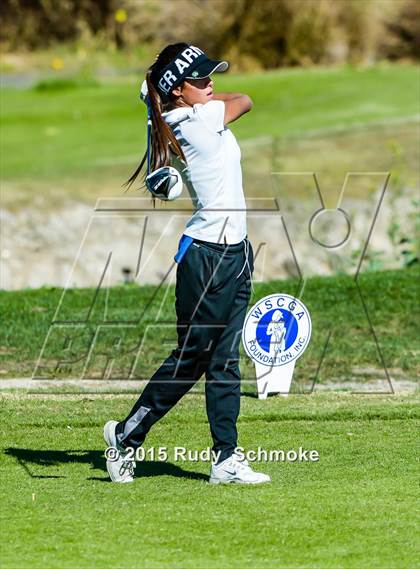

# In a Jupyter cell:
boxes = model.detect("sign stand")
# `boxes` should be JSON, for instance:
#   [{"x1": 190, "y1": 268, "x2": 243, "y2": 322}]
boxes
[{"x1": 254, "y1": 361, "x2": 295, "y2": 399}]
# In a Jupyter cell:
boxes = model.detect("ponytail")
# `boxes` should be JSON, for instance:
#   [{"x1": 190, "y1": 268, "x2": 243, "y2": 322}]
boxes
[{"x1": 124, "y1": 45, "x2": 188, "y2": 193}]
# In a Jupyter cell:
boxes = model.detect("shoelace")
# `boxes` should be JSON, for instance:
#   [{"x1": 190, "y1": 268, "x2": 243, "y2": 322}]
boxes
[
  {"x1": 235, "y1": 238, "x2": 255, "y2": 295},
  {"x1": 227, "y1": 454, "x2": 251, "y2": 472},
  {"x1": 119, "y1": 459, "x2": 135, "y2": 478}
]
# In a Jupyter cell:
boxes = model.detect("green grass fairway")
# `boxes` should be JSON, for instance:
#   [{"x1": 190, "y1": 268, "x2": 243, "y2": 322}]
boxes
[
  {"x1": 1, "y1": 64, "x2": 418, "y2": 207},
  {"x1": 0, "y1": 393, "x2": 418, "y2": 568}
]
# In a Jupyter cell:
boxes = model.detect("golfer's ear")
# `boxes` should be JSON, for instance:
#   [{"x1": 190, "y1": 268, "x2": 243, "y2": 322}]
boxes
[
  {"x1": 171, "y1": 85, "x2": 183, "y2": 98},
  {"x1": 224, "y1": 95, "x2": 253, "y2": 125}
]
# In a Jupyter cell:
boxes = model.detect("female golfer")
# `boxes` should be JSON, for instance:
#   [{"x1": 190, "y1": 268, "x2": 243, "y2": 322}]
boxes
[{"x1": 104, "y1": 42, "x2": 270, "y2": 485}]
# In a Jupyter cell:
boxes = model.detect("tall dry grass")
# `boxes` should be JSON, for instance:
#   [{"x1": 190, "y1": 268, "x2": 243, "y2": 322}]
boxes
[{"x1": 0, "y1": 0, "x2": 418, "y2": 66}]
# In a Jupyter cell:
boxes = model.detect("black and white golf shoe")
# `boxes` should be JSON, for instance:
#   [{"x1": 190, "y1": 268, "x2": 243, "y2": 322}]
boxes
[
  {"x1": 209, "y1": 452, "x2": 271, "y2": 485},
  {"x1": 103, "y1": 420, "x2": 135, "y2": 484}
]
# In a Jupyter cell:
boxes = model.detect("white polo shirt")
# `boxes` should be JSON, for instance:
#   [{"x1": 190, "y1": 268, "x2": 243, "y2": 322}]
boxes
[{"x1": 161, "y1": 100, "x2": 247, "y2": 244}]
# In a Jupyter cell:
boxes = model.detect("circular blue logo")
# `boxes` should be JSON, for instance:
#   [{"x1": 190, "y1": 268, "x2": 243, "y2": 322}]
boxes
[{"x1": 242, "y1": 294, "x2": 312, "y2": 367}]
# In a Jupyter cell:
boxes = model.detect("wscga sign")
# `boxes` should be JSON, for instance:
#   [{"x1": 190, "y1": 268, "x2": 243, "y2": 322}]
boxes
[{"x1": 242, "y1": 294, "x2": 312, "y2": 399}]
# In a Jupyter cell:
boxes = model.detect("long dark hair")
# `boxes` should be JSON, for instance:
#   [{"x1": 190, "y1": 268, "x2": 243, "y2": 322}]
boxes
[{"x1": 124, "y1": 43, "x2": 188, "y2": 191}]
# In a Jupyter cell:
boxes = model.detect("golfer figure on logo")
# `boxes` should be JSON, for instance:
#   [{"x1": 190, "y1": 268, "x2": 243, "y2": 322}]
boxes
[
  {"x1": 103, "y1": 43, "x2": 270, "y2": 485},
  {"x1": 267, "y1": 310, "x2": 286, "y2": 356}
]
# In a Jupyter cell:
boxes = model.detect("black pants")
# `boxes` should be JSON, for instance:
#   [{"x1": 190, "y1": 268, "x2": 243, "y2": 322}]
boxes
[{"x1": 115, "y1": 237, "x2": 254, "y2": 463}]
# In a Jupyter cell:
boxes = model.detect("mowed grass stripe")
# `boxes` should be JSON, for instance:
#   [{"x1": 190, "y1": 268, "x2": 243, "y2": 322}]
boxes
[
  {"x1": 1, "y1": 64, "x2": 418, "y2": 180},
  {"x1": 0, "y1": 268, "x2": 418, "y2": 380}
]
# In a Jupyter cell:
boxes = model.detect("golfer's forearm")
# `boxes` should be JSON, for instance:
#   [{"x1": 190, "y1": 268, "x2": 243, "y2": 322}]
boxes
[{"x1": 212, "y1": 92, "x2": 246, "y2": 101}]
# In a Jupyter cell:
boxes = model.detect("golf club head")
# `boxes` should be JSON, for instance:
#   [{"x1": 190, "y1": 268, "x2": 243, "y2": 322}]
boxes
[{"x1": 145, "y1": 166, "x2": 183, "y2": 201}]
